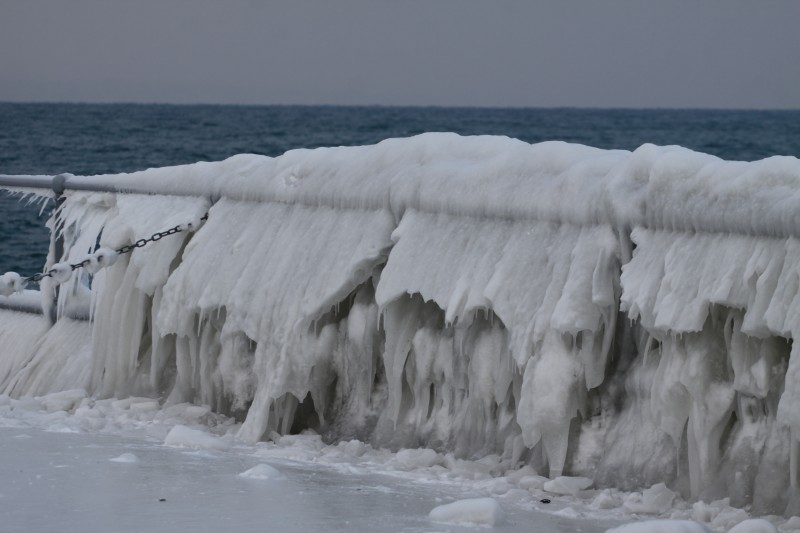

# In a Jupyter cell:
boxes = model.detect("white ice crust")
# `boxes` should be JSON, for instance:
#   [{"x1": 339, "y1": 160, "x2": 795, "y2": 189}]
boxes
[
  {"x1": 429, "y1": 497, "x2": 504, "y2": 527},
  {"x1": 606, "y1": 520, "x2": 713, "y2": 533},
  {"x1": 238, "y1": 463, "x2": 286, "y2": 481},
  {"x1": 2, "y1": 133, "x2": 800, "y2": 521},
  {"x1": 164, "y1": 424, "x2": 230, "y2": 450}
]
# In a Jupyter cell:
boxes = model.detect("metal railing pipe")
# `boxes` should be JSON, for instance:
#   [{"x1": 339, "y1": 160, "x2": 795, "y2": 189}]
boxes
[
  {"x1": 0, "y1": 173, "x2": 207, "y2": 197},
  {"x1": 0, "y1": 297, "x2": 91, "y2": 321}
]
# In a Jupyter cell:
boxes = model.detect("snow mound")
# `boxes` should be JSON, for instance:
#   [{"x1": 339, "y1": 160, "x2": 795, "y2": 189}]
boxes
[
  {"x1": 623, "y1": 483, "x2": 676, "y2": 515},
  {"x1": 41, "y1": 389, "x2": 87, "y2": 413},
  {"x1": 428, "y1": 497, "x2": 504, "y2": 527},
  {"x1": 553, "y1": 507, "x2": 584, "y2": 519},
  {"x1": 109, "y1": 453, "x2": 139, "y2": 463},
  {"x1": 543, "y1": 476, "x2": 593, "y2": 495},
  {"x1": 605, "y1": 520, "x2": 712, "y2": 533},
  {"x1": 238, "y1": 463, "x2": 286, "y2": 481},
  {"x1": 392, "y1": 448, "x2": 442, "y2": 470},
  {"x1": 163, "y1": 425, "x2": 229, "y2": 450},
  {"x1": 592, "y1": 489, "x2": 621, "y2": 510},
  {"x1": 517, "y1": 475, "x2": 548, "y2": 491}
]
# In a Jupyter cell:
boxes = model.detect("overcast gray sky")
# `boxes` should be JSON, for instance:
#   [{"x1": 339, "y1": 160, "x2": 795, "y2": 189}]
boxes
[{"x1": 1, "y1": 0, "x2": 798, "y2": 108}]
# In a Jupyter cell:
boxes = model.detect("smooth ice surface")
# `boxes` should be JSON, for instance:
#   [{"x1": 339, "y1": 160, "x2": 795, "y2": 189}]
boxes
[{"x1": 0, "y1": 425, "x2": 617, "y2": 533}]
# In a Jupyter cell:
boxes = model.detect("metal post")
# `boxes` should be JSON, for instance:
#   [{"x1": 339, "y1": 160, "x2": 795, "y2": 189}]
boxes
[{"x1": 48, "y1": 174, "x2": 68, "y2": 324}]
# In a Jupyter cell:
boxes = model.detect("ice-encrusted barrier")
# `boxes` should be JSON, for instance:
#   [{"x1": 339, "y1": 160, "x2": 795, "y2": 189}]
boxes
[{"x1": 2, "y1": 133, "x2": 800, "y2": 516}]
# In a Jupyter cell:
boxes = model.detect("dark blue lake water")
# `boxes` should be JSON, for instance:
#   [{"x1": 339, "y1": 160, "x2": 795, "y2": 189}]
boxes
[{"x1": 1, "y1": 103, "x2": 799, "y2": 276}]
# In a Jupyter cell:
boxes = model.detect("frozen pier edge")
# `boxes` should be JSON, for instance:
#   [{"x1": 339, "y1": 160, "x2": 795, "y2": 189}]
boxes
[{"x1": 3, "y1": 133, "x2": 800, "y2": 516}]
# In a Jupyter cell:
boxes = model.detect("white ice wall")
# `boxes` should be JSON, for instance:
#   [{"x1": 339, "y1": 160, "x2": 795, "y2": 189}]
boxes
[{"x1": 3, "y1": 133, "x2": 800, "y2": 515}]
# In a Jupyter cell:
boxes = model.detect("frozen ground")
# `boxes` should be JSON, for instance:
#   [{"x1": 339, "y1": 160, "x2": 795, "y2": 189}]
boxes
[
  {"x1": 0, "y1": 394, "x2": 622, "y2": 533},
  {"x1": 0, "y1": 392, "x2": 794, "y2": 532}
]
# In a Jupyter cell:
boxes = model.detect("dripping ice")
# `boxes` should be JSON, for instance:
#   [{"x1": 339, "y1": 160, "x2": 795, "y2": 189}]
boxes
[{"x1": 2, "y1": 133, "x2": 800, "y2": 518}]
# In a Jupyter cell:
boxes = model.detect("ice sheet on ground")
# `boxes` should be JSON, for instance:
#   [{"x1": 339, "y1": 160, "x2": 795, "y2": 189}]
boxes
[
  {"x1": 727, "y1": 520, "x2": 780, "y2": 533},
  {"x1": 0, "y1": 424, "x2": 617, "y2": 533},
  {"x1": 543, "y1": 476, "x2": 594, "y2": 495},
  {"x1": 2, "y1": 391, "x2": 798, "y2": 531},
  {"x1": 622, "y1": 483, "x2": 677, "y2": 515},
  {"x1": 164, "y1": 425, "x2": 230, "y2": 450},
  {"x1": 109, "y1": 452, "x2": 139, "y2": 463},
  {"x1": 429, "y1": 497, "x2": 504, "y2": 527},
  {"x1": 238, "y1": 463, "x2": 286, "y2": 480},
  {"x1": 606, "y1": 520, "x2": 713, "y2": 533}
]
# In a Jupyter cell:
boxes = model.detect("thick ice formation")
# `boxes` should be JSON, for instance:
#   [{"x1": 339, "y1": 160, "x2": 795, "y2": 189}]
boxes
[
  {"x1": 109, "y1": 453, "x2": 140, "y2": 463},
  {"x1": 605, "y1": 518, "x2": 779, "y2": 533},
  {"x1": 238, "y1": 463, "x2": 286, "y2": 481},
  {"x1": 0, "y1": 309, "x2": 91, "y2": 397},
  {"x1": 428, "y1": 497, "x2": 504, "y2": 527},
  {"x1": 164, "y1": 424, "x2": 230, "y2": 450},
  {"x1": 606, "y1": 520, "x2": 713, "y2": 533},
  {"x1": 2, "y1": 133, "x2": 800, "y2": 517}
]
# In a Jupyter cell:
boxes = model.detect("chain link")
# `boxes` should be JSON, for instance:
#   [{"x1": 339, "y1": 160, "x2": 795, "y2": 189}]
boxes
[
  {"x1": 26, "y1": 272, "x2": 48, "y2": 283},
  {"x1": 22, "y1": 212, "x2": 209, "y2": 284}
]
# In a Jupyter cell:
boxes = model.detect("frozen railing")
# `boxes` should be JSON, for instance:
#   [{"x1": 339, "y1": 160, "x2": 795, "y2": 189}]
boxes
[
  {"x1": 3, "y1": 136, "x2": 800, "y2": 514},
  {"x1": 0, "y1": 174, "x2": 74, "y2": 320},
  {"x1": 0, "y1": 173, "x2": 209, "y2": 196},
  {"x1": 0, "y1": 172, "x2": 206, "y2": 320}
]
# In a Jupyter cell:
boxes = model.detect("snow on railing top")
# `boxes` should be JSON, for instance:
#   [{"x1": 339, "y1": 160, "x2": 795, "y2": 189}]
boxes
[{"x1": 3, "y1": 133, "x2": 800, "y2": 237}]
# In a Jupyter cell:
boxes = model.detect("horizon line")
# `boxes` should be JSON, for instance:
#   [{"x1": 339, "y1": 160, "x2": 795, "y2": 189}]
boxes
[{"x1": 1, "y1": 100, "x2": 799, "y2": 113}]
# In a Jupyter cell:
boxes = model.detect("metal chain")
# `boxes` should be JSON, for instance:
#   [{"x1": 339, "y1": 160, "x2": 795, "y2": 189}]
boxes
[
  {"x1": 23, "y1": 213, "x2": 208, "y2": 284},
  {"x1": 25, "y1": 272, "x2": 49, "y2": 284}
]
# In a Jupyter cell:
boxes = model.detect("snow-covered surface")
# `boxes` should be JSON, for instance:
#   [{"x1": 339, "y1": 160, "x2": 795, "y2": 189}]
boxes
[
  {"x1": 0, "y1": 396, "x2": 624, "y2": 532},
  {"x1": 237, "y1": 463, "x2": 286, "y2": 480},
  {"x1": 728, "y1": 520, "x2": 781, "y2": 533},
  {"x1": 544, "y1": 476, "x2": 594, "y2": 495},
  {"x1": 429, "y1": 497, "x2": 504, "y2": 527},
  {"x1": 3, "y1": 391, "x2": 797, "y2": 532},
  {"x1": 164, "y1": 424, "x2": 230, "y2": 450},
  {"x1": 109, "y1": 452, "x2": 140, "y2": 463},
  {"x1": 0, "y1": 288, "x2": 43, "y2": 312},
  {"x1": 0, "y1": 310, "x2": 92, "y2": 397},
  {"x1": 607, "y1": 520, "x2": 713, "y2": 533},
  {"x1": 2, "y1": 134, "x2": 800, "y2": 526},
  {"x1": 607, "y1": 518, "x2": 780, "y2": 533}
]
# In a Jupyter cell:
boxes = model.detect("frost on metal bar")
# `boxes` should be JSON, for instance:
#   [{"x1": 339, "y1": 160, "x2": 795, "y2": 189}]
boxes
[{"x1": 1, "y1": 133, "x2": 800, "y2": 516}]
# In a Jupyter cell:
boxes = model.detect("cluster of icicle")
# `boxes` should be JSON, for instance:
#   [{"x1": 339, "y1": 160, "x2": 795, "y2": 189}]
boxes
[{"x1": 2, "y1": 133, "x2": 800, "y2": 516}]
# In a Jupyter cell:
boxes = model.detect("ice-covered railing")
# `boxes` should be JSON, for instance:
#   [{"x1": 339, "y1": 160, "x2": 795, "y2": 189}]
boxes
[{"x1": 2, "y1": 133, "x2": 800, "y2": 516}]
